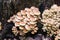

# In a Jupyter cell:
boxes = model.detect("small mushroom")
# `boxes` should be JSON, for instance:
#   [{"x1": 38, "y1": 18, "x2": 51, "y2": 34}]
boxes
[{"x1": 25, "y1": 25, "x2": 31, "y2": 30}]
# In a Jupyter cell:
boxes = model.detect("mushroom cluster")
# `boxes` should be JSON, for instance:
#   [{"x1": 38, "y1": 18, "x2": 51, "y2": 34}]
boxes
[
  {"x1": 41, "y1": 4, "x2": 60, "y2": 36},
  {"x1": 8, "y1": 6, "x2": 41, "y2": 36}
]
